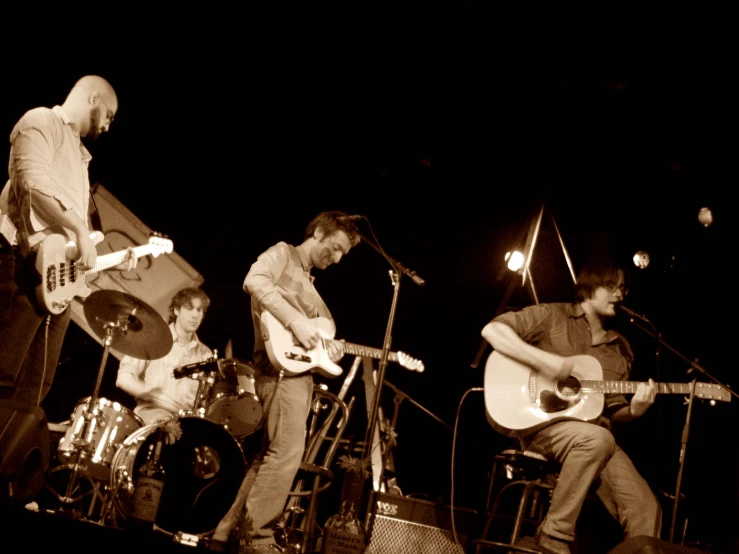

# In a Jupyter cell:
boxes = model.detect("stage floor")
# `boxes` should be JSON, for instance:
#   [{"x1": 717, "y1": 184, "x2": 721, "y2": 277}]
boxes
[{"x1": 1, "y1": 504, "x2": 205, "y2": 553}]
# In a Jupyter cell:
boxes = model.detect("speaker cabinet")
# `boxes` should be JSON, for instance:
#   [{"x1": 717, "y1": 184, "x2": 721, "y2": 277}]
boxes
[
  {"x1": 368, "y1": 492, "x2": 478, "y2": 554},
  {"x1": 0, "y1": 399, "x2": 50, "y2": 506}
]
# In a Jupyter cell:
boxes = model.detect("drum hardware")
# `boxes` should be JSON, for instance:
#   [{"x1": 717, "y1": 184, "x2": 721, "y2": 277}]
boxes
[
  {"x1": 173, "y1": 532, "x2": 200, "y2": 547},
  {"x1": 98, "y1": 466, "x2": 130, "y2": 524},
  {"x1": 193, "y1": 368, "x2": 218, "y2": 414},
  {"x1": 55, "y1": 290, "x2": 171, "y2": 518}
]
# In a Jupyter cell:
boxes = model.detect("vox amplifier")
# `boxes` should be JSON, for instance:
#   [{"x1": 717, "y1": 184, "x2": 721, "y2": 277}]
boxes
[{"x1": 367, "y1": 492, "x2": 479, "y2": 554}]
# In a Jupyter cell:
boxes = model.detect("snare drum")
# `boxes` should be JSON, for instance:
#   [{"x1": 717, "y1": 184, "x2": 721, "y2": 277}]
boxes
[
  {"x1": 110, "y1": 416, "x2": 247, "y2": 535},
  {"x1": 57, "y1": 397, "x2": 143, "y2": 480},
  {"x1": 205, "y1": 359, "x2": 263, "y2": 438}
]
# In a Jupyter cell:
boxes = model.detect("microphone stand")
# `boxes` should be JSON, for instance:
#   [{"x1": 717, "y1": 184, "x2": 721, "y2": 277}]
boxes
[
  {"x1": 354, "y1": 225, "x2": 425, "y2": 550},
  {"x1": 623, "y1": 314, "x2": 737, "y2": 544},
  {"x1": 383, "y1": 380, "x2": 454, "y2": 434}
]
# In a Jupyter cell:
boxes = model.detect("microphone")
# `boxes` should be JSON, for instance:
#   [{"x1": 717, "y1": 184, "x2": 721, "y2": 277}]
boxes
[
  {"x1": 173, "y1": 359, "x2": 217, "y2": 379},
  {"x1": 337, "y1": 214, "x2": 363, "y2": 221},
  {"x1": 617, "y1": 304, "x2": 650, "y2": 323}
]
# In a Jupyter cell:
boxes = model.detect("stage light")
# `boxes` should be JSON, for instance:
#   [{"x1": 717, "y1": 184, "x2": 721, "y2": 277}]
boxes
[
  {"x1": 633, "y1": 251, "x2": 650, "y2": 269},
  {"x1": 698, "y1": 207, "x2": 713, "y2": 227},
  {"x1": 505, "y1": 251, "x2": 525, "y2": 272},
  {"x1": 632, "y1": 250, "x2": 676, "y2": 272}
]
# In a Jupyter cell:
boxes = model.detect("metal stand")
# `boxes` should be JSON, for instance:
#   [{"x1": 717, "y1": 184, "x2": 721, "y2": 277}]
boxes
[
  {"x1": 56, "y1": 310, "x2": 137, "y2": 519},
  {"x1": 379, "y1": 379, "x2": 454, "y2": 492},
  {"x1": 383, "y1": 380, "x2": 454, "y2": 434},
  {"x1": 623, "y1": 315, "x2": 738, "y2": 544},
  {"x1": 471, "y1": 202, "x2": 576, "y2": 369},
  {"x1": 350, "y1": 221, "x2": 426, "y2": 551}
]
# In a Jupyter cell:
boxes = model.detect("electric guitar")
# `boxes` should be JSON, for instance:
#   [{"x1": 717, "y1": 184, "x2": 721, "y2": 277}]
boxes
[
  {"x1": 36, "y1": 232, "x2": 174, "y2": 315},
  {"x1": 260, "y1": 310, "x2": 425, "y2": 378},
  {"x1": 484, "y1": 350, "x2": 731, "y2": 438}
]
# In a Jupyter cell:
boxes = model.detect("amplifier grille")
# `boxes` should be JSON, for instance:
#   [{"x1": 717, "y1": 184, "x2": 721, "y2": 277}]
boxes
[{"x1": 370, "y1": 515, "x2": 468, "y2": 554}]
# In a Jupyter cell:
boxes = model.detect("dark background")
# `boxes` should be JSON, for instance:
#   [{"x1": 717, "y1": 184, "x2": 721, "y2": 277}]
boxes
[{"x1": 3, "y1": 8, "x2": 736, "y2": 551}]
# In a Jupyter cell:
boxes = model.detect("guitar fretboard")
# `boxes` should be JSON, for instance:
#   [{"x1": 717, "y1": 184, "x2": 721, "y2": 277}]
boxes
[
  {"x1": 336, "y1": 341, "x2": 399, "y2": 362},
  {"x1": 579, "y1": 380, "x2": 726, "y2": 398},
  {"x1": 74, "y1": 245, "x2": 159, "y2": 277}
]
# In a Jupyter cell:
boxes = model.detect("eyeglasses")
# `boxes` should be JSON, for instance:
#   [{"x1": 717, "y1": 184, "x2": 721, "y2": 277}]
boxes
[
  {"x1": 98, "y1": 97, "x2": 115, "y2": 125},
  {"x1": 606, "y1": 283, "x2": 629, "y2": 295}
]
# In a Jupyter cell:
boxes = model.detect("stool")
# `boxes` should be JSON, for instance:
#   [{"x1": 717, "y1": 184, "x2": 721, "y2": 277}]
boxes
[{"x1": 473, "y1": 449, "x2": 561, "y2": 553}]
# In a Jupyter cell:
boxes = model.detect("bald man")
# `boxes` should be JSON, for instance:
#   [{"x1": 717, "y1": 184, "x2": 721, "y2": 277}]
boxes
[{"x1": 0, "y1": 75, "x2": 122, "y2": 406}]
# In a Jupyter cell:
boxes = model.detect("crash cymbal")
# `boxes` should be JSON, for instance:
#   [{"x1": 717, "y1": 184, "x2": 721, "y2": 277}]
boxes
[{"x1": 83, "y1": 289, "x2": 172, "y2": 360}]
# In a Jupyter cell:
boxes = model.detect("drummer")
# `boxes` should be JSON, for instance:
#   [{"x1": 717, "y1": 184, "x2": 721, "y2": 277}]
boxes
[{"x1": 116, "y1": 287, "x2": 214, "y2": 424}]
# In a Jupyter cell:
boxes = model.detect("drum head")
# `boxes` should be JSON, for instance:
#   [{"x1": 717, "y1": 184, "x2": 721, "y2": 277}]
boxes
[
  {"x1": 217, "y1": 358, "x2": 257, "y2": 381},
  {"x1": 206, "y1": 394, "x2": 263, "y2": 438},
  {"x1": 113, "y1": 417, "x2": 247, "y2": 535}
]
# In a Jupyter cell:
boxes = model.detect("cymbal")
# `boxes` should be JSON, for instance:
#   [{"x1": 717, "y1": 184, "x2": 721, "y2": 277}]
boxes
[{"x1": 83, "y1": 289, "x2": 172, "y2": 360}]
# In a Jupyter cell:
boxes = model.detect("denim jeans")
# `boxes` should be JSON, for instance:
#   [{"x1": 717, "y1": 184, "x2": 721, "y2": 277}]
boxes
[
  {"x1": 522, "y1": 420, "x2": 662, "y2": 542},
  {"x1": 245, "y1": 371, "x2": 313, "y2": 546},
  {"x1": 0, "y1": 248, "x2": 70, "y2": 406}
]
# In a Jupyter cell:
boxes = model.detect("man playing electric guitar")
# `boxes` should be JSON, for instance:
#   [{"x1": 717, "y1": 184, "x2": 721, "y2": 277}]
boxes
[
  {"x1": 210, "y1": 210, "x2": 361, "y2": 554},
  {"x1": 0, "y1": 75, "x2": 132, "y2": 408},
  {"x1": 481, "y1": 255, "x2": 661, "y2": 554}
]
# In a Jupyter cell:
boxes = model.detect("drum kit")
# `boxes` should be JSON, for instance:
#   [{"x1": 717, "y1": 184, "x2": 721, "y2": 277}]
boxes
[{"x1": 46, "y1": 289, "x2": 263, "y2": 539}]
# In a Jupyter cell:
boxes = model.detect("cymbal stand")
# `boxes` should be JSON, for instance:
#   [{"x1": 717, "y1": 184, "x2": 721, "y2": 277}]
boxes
[{"x1": 59, "y1": 316, "x2": 130, "y2": 513}]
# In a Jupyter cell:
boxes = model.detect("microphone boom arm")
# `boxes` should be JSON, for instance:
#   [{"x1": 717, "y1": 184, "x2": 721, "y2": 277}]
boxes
[{"x1": 356, "y1": 227, "x2": 426, "y2": 287}]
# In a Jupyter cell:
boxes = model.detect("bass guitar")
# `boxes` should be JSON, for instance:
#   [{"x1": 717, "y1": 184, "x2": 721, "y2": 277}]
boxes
[
  {"x1": 484, "y1": 350, "x2": 731, "y2": 437},
  {"x1": 36, "y1": 232, "x2": 174, "y2": 315},
  {"x1": 260, "y1": 310, "x2": 425, "y2": 378}
]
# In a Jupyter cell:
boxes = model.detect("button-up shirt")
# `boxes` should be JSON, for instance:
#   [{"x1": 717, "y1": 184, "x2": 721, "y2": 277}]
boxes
[
  {"x1": 245, "y1": 241, "x2": 332, "y2": 373},
  {"x1": 493, "y1": 302, "x2": 632, "y2": 417},
  {"x1": 118, "y1": 323, "x2": 213, "y2": 416},
  {"x1": 0, "y1": 106, "x2": 92, "y2": 252}
]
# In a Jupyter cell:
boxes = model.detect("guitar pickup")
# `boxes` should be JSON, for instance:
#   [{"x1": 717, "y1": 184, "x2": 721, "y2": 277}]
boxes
[{"x1": 285, "y1": 352, "x2": 312, "y2": 363}]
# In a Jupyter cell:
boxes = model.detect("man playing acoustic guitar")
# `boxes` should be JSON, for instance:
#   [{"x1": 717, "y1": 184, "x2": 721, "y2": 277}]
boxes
[{"x1": 481, "y1": 255, "x2": 661, "y2": 554}]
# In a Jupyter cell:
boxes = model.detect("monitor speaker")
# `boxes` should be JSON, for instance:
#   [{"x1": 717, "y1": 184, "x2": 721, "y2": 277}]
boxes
[{"x1": 0, "y1": 399, "x2": 50, "y2": 507}]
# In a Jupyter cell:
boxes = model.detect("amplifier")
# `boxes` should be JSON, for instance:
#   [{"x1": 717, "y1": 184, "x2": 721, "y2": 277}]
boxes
[
  {"x1": 0, "y1": 400, "x2": 50, "y2": 506},
  {"x1": 368, "y1": 492, "x2": 479, "y2": 554}
]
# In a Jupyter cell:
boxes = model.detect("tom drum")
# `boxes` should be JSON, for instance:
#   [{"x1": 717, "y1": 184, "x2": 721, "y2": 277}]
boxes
[
  {"x1": 56, "y1": 397, "x2": 143, "y2": 481},
  {"x1": 205, "y1": 358, "x2": 263, "y2": 438}
]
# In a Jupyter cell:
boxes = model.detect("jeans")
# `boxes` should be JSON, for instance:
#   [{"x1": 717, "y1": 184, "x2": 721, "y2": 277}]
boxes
[
  {"x1": 0, "y1": 248, "x2": 70, "y2": 406},
  {"x1": 245, "y1": 372, "x2": 313, "y2": 545},
  {"x1": 522, "y1": 421, "x2": 662, "y2": 542}
]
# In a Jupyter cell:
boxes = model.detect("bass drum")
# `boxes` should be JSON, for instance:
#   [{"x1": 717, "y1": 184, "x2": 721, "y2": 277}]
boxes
[{"x1": 110, "y1": 417, "x2": 247, "y2": 535}]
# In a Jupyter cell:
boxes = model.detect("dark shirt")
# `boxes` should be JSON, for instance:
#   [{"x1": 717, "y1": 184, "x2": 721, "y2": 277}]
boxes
[{"x1": 493, "y1": 302, "x2": 632, "y2": 418}]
